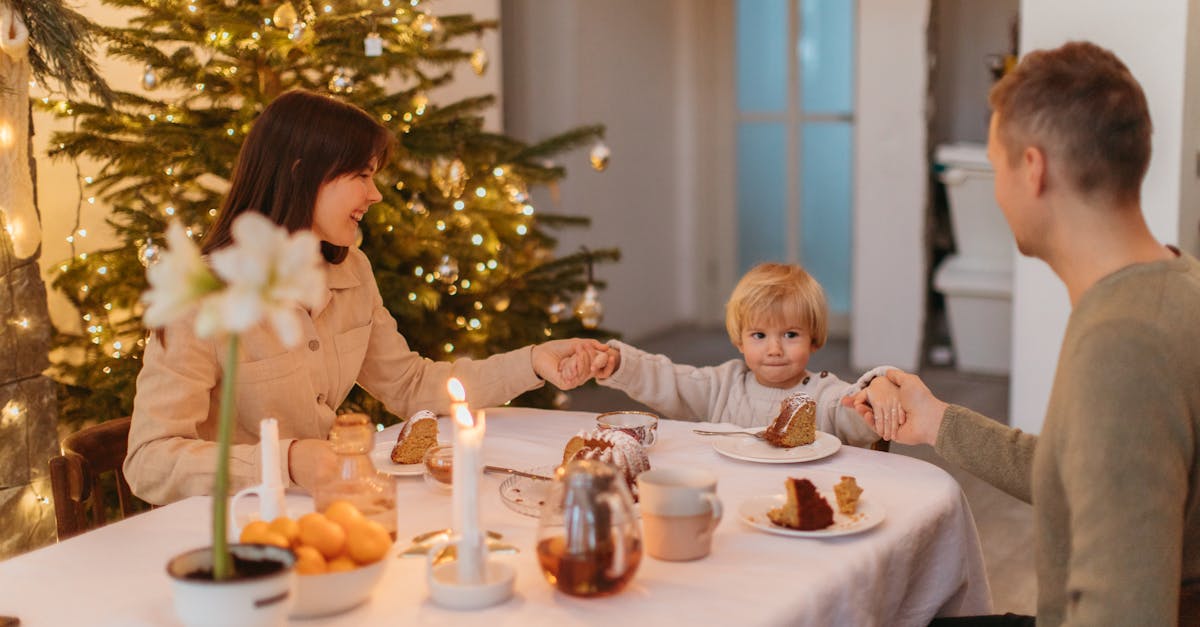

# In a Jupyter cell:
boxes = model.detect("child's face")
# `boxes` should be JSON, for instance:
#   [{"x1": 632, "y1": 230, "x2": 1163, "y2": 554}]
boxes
[{"x1": 736, "y1": 318, "x2": 814, "y2": 389}]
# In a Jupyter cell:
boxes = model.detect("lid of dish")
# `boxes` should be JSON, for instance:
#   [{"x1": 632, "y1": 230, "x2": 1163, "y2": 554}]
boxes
[{"x1": 935, "y1": 142, "x2": 992, "y2": 171}]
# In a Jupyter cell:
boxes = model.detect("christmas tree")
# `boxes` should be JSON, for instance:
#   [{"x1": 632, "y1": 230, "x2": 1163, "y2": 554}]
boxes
[{"x1": 44, "y1": 0, "x2": 617, "y2": 430}]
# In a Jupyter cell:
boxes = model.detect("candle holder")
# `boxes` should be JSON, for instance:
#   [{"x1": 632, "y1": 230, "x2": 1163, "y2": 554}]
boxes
[{"x1": 426, "y1": 534, "x2": 516, "y2": 610}]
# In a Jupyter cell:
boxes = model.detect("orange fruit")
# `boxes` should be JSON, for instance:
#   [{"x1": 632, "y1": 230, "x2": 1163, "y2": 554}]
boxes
[
  {"x1": 345, "y1": 519, "x2": 391, "y2": 565},
  {"x1": 298, "y1": 512, "x2": 346, "y2": 559},
  {"x1": 268, "y1": 516, "x2": 300, "y2": 547},
  {"x1": 323, "y1": 500, "x2": 364, "y2": 534},
  {"x1": 293, "y1": 545, "x2": 327, "y2": 575},
  {"x1": 238, "y1": 520, "x2": 271, "y2": 544},
  {"x1": 327, "y1": 555, "x2": 357, "y2": 573}
]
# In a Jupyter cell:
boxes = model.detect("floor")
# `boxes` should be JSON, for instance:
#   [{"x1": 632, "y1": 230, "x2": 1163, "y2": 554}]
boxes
[{"x1": 567, "y1": 326, "x2": 1037, "y2": 616}]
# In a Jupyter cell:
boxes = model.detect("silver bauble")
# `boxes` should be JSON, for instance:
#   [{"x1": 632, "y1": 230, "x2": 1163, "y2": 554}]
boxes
[
  {"x1": 329, "y1": 67, "x2": 354, "y2": 94},
  {"x1": 141, "y1": 65, "x2": 160, "y2": 91},
  {"x1": 138, "y1": 240, "x2": 162, "y2": 267},
  {"x1": 435, "y1": 255, "x2": 459, "y2": 284},
  {"x1": 589, "y1": 142, "x2": 611, "y2": 172}
]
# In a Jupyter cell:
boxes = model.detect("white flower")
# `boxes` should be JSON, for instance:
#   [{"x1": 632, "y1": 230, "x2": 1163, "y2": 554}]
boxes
[
  {"x1": 142, "y1": 221, "x2": 220, "y2": 328},
  {"x1": 204, "y1": 213, "x2": 326, "y2": 347}
]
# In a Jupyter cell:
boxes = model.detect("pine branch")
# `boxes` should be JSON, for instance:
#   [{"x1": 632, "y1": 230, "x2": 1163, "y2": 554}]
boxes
[{"x1": 10, "y1": 0, "x2": 114, "y2": 101}]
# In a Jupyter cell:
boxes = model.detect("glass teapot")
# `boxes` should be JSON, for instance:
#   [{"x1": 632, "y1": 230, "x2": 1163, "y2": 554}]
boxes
[
  {"x1": 312, "y1": 412, "x2": 397, "y2": 536},
  {"x1": 535, "y1": 459, "x2": 642, "y2": 597}
]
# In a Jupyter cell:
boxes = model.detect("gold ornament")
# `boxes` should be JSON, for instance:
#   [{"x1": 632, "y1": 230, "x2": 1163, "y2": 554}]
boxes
[
  {"x1": 589, "y1": 142, "x2": 610, "y2": 172},
  {"x1": 272, "y1": 2, "x2": 299, "y2": 30},
  {"x1": 141, "y1": 65, "x2": 160, "y2": 91},
  {"x1": 574, "y1": 284, "x2": 603, "y2": 330},
  {"x1": 491, "y1": 295, "x2": 511, "y2": 313},
  {"x1": 411, "y1": 92, "x2": 429, "y2": 112},
  {"x1": 470, "y1": 47, "x2": 489, "y2": 75},
  {"x1": 434, "y1": 255, "x2": 459, "y2": 284},
  {"x1": 431, "y1": 158, "x2": 468, "y2": 198},
  {"x1": 138, "y1": 239, "x2": 162, "y2": 267}
]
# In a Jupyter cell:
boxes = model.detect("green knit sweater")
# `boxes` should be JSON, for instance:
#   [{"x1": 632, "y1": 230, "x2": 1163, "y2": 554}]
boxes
[{"x1": 935, "y1": 252, "x2": 1200, "y2": 626}]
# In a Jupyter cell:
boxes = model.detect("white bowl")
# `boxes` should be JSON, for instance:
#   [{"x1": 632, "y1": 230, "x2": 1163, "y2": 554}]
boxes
[{"x1": 290, "y1": 559, "x2": 388, "y2": 619}]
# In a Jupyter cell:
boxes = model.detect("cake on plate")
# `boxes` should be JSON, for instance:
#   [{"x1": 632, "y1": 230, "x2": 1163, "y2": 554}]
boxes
[
  {"x1": 763, "y1": 391, "x2": 816, "y2": 448},
  {"x1": 767, "y1": 477, "x2": 833, "y2": 531},
  {"x1": 833, "y1": 476, "x2": 863, "y2": 515},
  {"x1": 391, "y1": 410, "x2": 438, "y2": 464},
  {"x1": 562, "y1": 428, "x2": 650, "y2": 500}
]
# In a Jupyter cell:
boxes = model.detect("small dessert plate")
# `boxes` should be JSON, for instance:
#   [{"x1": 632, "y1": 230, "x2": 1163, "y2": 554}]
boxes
[
  {"x1": 711, "y1": 430, "x2": 841, "y2": 463},
  {"x1": 737, "y1": 493, "x2": 885, "y2": 538},
  {"x1": 369, "y1": 441, "x2": 425, "y2": 476},
  {"x1": 497, "y1": 465, "x2": 557, "y2": 518}
]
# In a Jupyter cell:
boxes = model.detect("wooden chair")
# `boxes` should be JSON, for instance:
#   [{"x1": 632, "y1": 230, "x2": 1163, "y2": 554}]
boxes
[{"x1": 48, "y1": 417, "x2": 146, "y2": 540}]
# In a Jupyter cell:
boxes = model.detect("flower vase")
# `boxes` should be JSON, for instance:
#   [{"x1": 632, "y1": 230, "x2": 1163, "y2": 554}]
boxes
[{"x1": 167, "y1": 543, "x2": 296, "y2": 627}]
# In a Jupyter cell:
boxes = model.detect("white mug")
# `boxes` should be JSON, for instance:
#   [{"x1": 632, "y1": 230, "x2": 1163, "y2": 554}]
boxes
[{"x1": 636, "y1": 467, "x2": 723, "y2": 561}]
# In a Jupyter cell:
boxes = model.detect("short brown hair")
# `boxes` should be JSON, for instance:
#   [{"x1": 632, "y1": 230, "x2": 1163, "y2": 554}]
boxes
[
  {"x1": 203, "y1": 89, "x2": 393, "y2": 263},
  {"x1": 725, "y1": 263, "x2": 828, "y2": 349},
  {"x1": 988, "y1": 41, "x2": 1151, "y2": 203}
]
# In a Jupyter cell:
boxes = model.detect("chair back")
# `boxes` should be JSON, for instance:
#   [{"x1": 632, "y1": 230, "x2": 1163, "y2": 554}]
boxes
[{"x1": 48, "y1": 417, "x2": 142, "y2": 540}]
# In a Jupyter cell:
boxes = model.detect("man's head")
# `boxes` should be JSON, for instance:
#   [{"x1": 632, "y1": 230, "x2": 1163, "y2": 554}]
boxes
[{"x1": 986, "y1": 42, "x2": 1152, "y2": 252}]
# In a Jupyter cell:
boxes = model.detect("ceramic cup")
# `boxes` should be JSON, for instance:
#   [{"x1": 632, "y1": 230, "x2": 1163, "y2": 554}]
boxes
[
  {"x1": 636, "y1": 467, "x2": 723, "y2": 561},
  {"x1": 596, "y1": 411, "x2": 658, "y2": 448}
]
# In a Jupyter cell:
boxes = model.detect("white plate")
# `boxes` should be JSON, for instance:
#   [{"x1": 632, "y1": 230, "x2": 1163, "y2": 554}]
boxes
[
  {"x1": 738, "y1": 493, "x2": 884, "y2": 538},
  {"x1": 711, "y1": 430, "x2": 841, "y2": 463},
  {"x1": 369, "y1": 441, "x2": 427, "y2": 476}
]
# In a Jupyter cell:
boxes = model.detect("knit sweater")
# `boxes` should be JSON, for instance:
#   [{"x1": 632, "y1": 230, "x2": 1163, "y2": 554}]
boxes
[
  {"x1": 597, "y1": 340, "x2": 887, "y2": 447},
  {"x1": 935, "y1": 251, "x2": 1200, "y2": 625}
]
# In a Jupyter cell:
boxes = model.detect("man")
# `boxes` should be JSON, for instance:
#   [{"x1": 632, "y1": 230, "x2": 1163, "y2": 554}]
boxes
[{"x1": 848, "y1": 41, "x2": 1200, "y2": 625}]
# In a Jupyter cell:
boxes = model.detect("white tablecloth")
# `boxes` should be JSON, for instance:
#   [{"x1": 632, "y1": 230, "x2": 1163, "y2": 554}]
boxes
[{"x1": 0, "y1": 408, "x2": 991, "y2": 626}]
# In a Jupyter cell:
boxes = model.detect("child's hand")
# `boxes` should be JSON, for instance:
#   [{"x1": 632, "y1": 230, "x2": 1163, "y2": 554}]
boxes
[
  {"x1": 866, "y1": 375, "x2": 905, "y2": 441},
  {"x1": 592, "y1": 347, "x2": 620, "y2": 380}
]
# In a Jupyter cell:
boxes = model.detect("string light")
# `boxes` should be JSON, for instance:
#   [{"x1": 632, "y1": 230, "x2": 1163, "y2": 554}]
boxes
[
  {"x1": 453, "y1": 200, "x2": 465, "y2": 211},
  {"x1": 516, "y1": 225, "x2": 528, "y2": 235}
]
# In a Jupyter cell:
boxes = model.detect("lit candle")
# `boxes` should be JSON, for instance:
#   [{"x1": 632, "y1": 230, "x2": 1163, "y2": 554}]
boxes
[
  {"x1": 447, "y1": 378, "x2": 485, "y2": 583},
  {"x1": 258, "y1": 418, "x2": 286, "y2": 521}
]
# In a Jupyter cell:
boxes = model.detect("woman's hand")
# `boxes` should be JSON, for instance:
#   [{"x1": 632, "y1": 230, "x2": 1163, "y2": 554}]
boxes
[
  {"x1": 288, "y1": 439, "x2": 336, "y2": 491},
  {"x1": 531, "y1": 339, "x2": 610, "y2": 390}
]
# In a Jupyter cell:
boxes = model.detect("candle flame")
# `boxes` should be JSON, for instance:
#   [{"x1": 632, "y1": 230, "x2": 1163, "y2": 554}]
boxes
[
  {"x1": 447, "y1": 377, "x2": 466, "y2": 402},
  {"x1": 454, "y1": 404, "x2": 475, "y2": 428}
]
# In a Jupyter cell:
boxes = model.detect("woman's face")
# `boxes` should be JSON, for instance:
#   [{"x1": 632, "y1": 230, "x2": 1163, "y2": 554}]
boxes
[{"x1": 311, "y1": 162, "x2": 382, "y2": 247}]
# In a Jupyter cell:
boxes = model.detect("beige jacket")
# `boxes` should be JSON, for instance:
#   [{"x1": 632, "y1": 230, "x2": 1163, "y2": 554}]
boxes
[{"x1": 125, "y1": 247, "x2": 543, "y2": 505}]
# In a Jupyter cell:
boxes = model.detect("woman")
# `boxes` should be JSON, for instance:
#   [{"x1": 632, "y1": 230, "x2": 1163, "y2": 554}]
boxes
[{"x1": 125, "y1": 89, "x2": 606, "y2": 505}]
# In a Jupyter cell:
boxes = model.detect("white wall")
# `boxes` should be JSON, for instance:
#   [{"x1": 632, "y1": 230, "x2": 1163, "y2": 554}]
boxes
[
  {"x1": 849, "y1": 0, "x2": 931, "y2": 372},
  {"x1": 501, "y1": 0, "x2": 690, "y2": 341},
  {"x1": 1011, "y1": 0, "x2": 1200, "y2": 433},
  {"x1": 33, "y1": 0, "x2": 501, "y2": 333},
  {"x1": 931, "y1": 0, "x2": 1019, "y2": 145}
]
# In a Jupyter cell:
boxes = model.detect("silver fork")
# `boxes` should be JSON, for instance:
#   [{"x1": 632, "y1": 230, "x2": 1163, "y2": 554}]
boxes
[{"x1": 692, "y1": 428, "x2": 769, "y2": 440}]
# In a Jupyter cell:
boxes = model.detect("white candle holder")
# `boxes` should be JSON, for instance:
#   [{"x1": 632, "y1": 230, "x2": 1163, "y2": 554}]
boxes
[{"x1": 425, "y1": 534, "x2": 515, "y2": 610}]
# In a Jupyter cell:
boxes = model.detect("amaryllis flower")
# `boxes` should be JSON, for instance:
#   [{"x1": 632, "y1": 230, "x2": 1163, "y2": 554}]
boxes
[
  {"x1": 142, "y1": 221, "x2": 221, "y2": 329},
  {"x1": 205, "y1": 212, "x2": 326, "y2": 347}
]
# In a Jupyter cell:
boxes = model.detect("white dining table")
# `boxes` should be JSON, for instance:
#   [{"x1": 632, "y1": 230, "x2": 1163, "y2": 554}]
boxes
[{"x1": 0, "y1": 407, "x2": 992, "y2": 626}]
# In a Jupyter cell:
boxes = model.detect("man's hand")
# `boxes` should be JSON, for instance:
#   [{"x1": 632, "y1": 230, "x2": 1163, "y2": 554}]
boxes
[{"x1": 841, "y1": 369, "x2": 947, "y2": 447}]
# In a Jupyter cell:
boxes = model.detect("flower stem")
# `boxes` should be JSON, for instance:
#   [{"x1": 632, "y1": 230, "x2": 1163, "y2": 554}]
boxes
[{"x1": 212, "y1": 335, "x2": 239, "y2": 580}]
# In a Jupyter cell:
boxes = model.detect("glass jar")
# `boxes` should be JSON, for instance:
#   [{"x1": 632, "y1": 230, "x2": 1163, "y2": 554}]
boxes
[
  {"x1": 535, "y1": 460, "x2": 642, "y2": 597},
  {"x1": 313, "y1": 412, "x2": 397, "y2": 536}
]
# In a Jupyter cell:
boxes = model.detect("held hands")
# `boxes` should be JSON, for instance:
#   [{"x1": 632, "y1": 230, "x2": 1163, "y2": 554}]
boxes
[
  {"x1": 531, "y1": 339, "x2": 611, "y2": 390},
  {"x1": 865, "y1": 375, "x2": 906, "y2": 441},
  {"x1": 840, "y1": 369, "x2": 948, "y2": 446}
]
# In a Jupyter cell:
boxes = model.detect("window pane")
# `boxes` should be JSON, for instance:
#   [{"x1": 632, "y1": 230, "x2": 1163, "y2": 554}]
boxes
[
  {"x1": 800, "y1": 121, "x2": 852, "y2": 314},
  {"x1": 737, "y1": 122, "x2": 788, "y2": 274},
  {"x1": 800, "y1": 0, "x2": 854, "y2": 114},
  {"x1": 736, "y1": 0, "x2": 789, "y2": 113}
]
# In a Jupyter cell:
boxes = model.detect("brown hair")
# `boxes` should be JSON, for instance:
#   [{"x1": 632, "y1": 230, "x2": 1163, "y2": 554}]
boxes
[
  {"x1": 725, "y1": 263, "x2": 828, "y2": 349},
  {"x1": 988, "y1": 41, "x2": 1151, "y2": 204},
  {"x1": 202, "y1": 89, "x2": 393, "y2": 263}
]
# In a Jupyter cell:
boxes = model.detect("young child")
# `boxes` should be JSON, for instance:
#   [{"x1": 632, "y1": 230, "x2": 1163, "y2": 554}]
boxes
[{"x1": 578, "y1": 263, "x2": 901, "y2": 447}]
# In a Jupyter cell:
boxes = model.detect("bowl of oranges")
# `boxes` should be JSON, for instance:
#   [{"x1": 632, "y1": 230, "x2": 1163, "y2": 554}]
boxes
[{"x1": 238, "y1": 501, "x2": 393, "y2": 618}]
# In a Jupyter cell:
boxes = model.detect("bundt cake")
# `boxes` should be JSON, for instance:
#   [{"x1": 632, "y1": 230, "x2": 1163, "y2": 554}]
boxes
[
  {"x1": 767, "y1": 477, "x2": 833, "y2": 531},
  {"x1": 763, "y1": 391, "x2": 816, "y2": 448},
  {"x1": 562, "y1": 428, "x2": 650, "y2": 499},
  {"x1": 390, "y1": 410, "x2": 438, "y2": 464},
  {"x1": 833, "y1": 476, "x2": 863, "y2": 515}
]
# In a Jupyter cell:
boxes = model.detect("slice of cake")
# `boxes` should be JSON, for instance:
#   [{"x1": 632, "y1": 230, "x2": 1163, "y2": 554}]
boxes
[
  {"x1": 763, "y1": 391, "x2": 816, "y2": 448},
  {"x1": 391, "y1": 410, "x2": 438, "y2": 464},
  {"x1": 833, "y1": 476, "x2": 863, "y2": 515},
  {"x1": 563, "y1": 428, "x2": 650, "y2": 500},
  {"x1": 767, "y1": 477, "x2": 833, "y2": 531}
]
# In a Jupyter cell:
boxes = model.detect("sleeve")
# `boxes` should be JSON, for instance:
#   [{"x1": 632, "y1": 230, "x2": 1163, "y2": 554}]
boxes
[
  {"x1": 814, "y1": 367, "x2": 895, "y2": 448},
  {"x1": 934, "y1": 404, "x2": 1036, "y2": 503},
  {"x1": 353, "y1": 258, "x2": 543, "y2": 415},
  {"x1": 596, "y1": 340, "x2": 730, "y2": 421},
  {"x1": 123, "y1": 318, "x2": 292, "y2": 505},
  {"x1": 1056, "y1": 322, "x2": 1187, "y2": 625}
]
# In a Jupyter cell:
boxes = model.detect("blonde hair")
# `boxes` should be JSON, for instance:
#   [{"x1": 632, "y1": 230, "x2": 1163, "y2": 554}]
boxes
[{"x1": 725, "y1": 263, "x2": 828, "y2": 349}]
